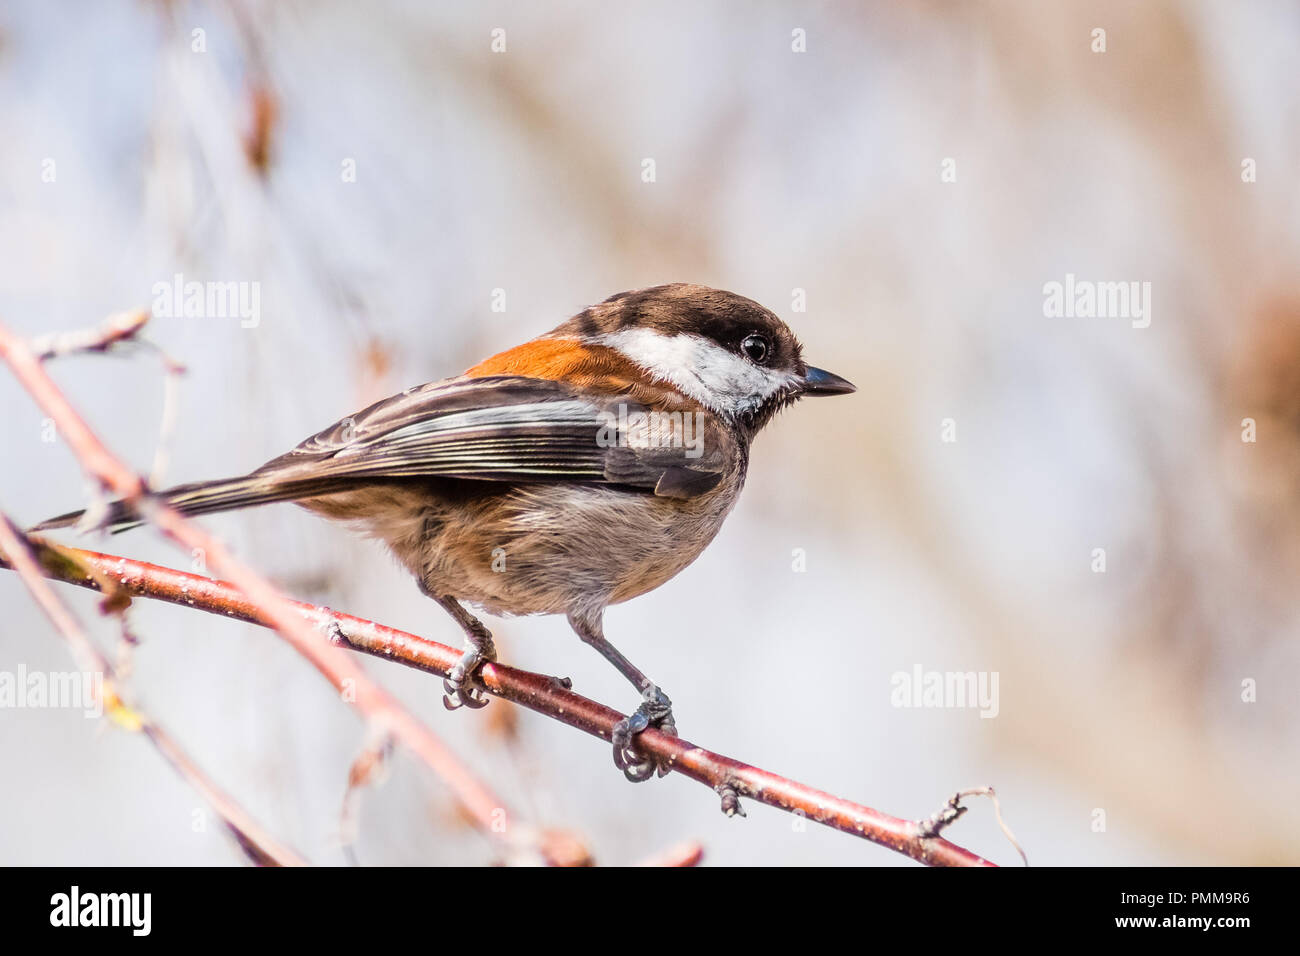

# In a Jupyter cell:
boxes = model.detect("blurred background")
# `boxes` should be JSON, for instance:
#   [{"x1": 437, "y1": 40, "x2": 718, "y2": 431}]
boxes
[{"x1": 1, "y1": 0, "x2": 1298, "y2": 866}]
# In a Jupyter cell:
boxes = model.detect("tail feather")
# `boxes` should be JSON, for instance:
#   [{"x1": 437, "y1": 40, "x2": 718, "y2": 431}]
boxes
[{"x1": 30, "y1": 474, "x2": 359, "y2": 534}]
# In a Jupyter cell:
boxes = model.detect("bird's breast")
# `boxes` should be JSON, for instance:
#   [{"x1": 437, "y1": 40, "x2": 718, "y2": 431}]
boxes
[{"x1": 411, "y1": 473, "x2": 744, "y2": 618}]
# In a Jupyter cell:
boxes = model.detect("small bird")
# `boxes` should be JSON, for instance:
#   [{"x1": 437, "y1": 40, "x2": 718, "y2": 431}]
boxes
[{"x1": 37, "y1": 284, "x2": 855, "y2": 780}]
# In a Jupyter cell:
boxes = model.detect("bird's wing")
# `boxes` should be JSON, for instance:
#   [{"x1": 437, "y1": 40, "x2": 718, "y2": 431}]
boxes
[
  {"x1": 253, "y1": 374, "x2": 731, "y2": 498},
  {"x1": 31, "y1": 375, "x2": 733, "y2": 534}
]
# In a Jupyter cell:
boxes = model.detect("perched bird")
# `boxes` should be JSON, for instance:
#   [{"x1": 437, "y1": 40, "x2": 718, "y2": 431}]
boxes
[{"x1": 37, "y1": 284, "x2": 855, "y2": 780}]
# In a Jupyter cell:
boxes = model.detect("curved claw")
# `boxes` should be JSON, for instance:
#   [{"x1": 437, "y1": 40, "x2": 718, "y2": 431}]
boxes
[
  {"x1": 442, "y1": 689, "x2": 490, "y2": 709},
  {"x1": 441, "y1": 646, "x2": 493, "y2": 711},
  {"x1": 612, "y1": 720, "x2": 657, "y2": 781},
  {"x1": 442, "y1": 674, "x2": 490, "y2": 710},
  {"x1": 617, "y1": 752, "x2": 657, "y2": 782},
  {"x1": 610, "y1": 687, "x2": 675, "y2": 783}
]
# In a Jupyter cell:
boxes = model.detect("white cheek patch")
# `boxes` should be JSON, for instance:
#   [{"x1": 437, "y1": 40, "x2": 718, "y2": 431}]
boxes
[{"x1": 595, "y1": 328, "x2": 798, "y2": 416}]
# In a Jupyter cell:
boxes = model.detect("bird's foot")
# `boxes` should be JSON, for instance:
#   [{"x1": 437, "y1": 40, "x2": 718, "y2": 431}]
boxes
[
  {"x1": 612, "y1": 686, "x2": 676, "y2": 782},
  {"x1": 442, "y1": 641, "x2": 496, "y2": 711}
]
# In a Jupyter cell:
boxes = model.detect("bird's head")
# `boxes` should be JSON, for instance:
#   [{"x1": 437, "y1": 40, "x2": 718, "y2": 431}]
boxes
[{"x1": 553, "y1": 283, "x2": 855, "y2": 433}]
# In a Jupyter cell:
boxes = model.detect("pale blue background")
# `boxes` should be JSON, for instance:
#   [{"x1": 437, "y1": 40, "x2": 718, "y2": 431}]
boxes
[{"x1": 1, "y1": 0, "x2": 1297, "y2": 865}]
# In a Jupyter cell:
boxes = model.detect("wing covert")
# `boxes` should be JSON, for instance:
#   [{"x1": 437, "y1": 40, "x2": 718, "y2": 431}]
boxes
[{"x1": 253, "y1": 375, "x2": 729, "y2": 497}]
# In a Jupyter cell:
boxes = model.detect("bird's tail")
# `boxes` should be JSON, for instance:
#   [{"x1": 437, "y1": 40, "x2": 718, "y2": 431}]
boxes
[{"x1": 30, "y1": 473, "x2": 348, "y2": 534}]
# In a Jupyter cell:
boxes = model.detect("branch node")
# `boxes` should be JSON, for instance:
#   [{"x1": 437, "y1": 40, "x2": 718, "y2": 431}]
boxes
[
  {"x1": 29, "y1": 309, "x2": 150, "y2": 361},
  {"x1": 340, "y1": 728, "x2": 397, "y2": 854},
  {"x1": 916, "y1": 786, "x2": 1028, "y2": 866},
  {"x1": 715, "y1": 782, "x2": 746, "y2": 818}
]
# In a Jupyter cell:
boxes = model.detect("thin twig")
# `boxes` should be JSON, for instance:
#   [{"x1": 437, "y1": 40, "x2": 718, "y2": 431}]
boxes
[
  {"x1": 0, "y1": 513, "x2": 306, "y2": 866},
  {"x1": 26, "y1": 309, "x2": 189, "y2": 489},
  {"x1": 2, "y1": 313, "x2": 1003, "y2": 867},
  {"x1": 915, "y1": 786, "x2": 1028, "y2": 865},
  {"x1": 4, "y1": 541, "x2": 1000, "y2": 868},
  {"x1": 339, "y1": 727, "x2": 394, "y2": 860},
  {"x1": 28, "y1": 310, "x2": 150, "y2": 360},
  {"x1": 0, "y1": 319, "x2": 548, "y2": 860},
  {"x1": 141, "y1": 341, "x2": 188, "y2": 487}
]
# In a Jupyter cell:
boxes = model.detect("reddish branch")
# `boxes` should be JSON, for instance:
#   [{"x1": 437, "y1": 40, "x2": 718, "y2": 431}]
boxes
[
  {"x1": 0, "y1": 513, "x2": 306, "y2": 866},
  {"x1": 0, "y1": 320, "x2": 528, "y2": 856},
  {"x1": 6, "y1": 542, "x2": 997, "y2": 867},
  {"x1": 0, "y1": 316, "x2": 999, "y2": 867}
]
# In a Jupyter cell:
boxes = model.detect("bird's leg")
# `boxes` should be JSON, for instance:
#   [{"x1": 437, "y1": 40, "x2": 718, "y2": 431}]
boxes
[
  {"x1": 422, "y1": 585, "x2": 496, "y2": 711},
  {"x1": 568, "y1": 611, "x2": 676, "y2": 782}
]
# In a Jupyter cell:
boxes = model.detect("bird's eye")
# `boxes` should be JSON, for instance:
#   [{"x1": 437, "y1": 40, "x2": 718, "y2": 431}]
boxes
[{"x1": 741, "y1": 334, "x2": 770, "y2": 364}]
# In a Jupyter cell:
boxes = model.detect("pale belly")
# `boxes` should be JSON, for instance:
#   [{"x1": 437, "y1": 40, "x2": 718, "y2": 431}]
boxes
[{"x1": 299, "y1": 477, "x2": 741, "y2": 619}]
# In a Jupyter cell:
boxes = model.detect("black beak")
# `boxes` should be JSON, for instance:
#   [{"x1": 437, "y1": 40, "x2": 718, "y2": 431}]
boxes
[{"x1": 801, "y1": 365, "x2": 856, "y2": 396}]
